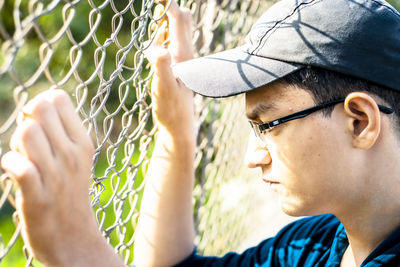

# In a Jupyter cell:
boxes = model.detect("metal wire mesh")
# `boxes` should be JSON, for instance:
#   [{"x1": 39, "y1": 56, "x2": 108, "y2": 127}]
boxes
[{"x1": 0, "y1": 0, "x2": 277, "y2": 265}]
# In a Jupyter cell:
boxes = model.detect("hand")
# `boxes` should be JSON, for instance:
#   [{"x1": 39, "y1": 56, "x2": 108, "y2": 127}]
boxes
[
  {"x1": 133, "y1": 2, "x2": 197, "y2": 266},
  {"x1": 1, "y1": 90, "x2": 123, "y2": 267},
  {"x1": 146, "y1": 0, "x2": 195, "y2": 139}
]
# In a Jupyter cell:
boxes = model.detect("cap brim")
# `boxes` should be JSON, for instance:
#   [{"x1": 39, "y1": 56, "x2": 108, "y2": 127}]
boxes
[{"x1": 172, "y1": 47, "x2": 304, "y2": 98}]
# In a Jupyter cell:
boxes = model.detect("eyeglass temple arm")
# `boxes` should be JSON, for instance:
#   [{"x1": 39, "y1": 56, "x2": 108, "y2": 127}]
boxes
[
  {"x1": 377, "y1": 105, "x2": 394, "y2": 114},
  {"x1": 263, "y1": 98, "x2": 394, "y2": 131},
  {"x1": 279, "y1": 98, "x2": 347, "y2": 124}
]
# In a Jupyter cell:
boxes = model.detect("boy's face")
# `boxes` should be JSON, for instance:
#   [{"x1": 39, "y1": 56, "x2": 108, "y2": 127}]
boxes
[{"x1": 245, "y1": 82, "x2": 361, "y2": 217}]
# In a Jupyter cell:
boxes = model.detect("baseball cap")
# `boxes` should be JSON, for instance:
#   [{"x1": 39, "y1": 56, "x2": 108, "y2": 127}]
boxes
[{"x1": 172, "y1": 0, "x2": 400, "y2": 98}]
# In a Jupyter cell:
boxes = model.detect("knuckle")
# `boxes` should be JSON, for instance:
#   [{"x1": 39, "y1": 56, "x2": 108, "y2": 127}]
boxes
[
  {"x1": 57, "y1": 145, "x2": 81, "y2": 172},
  {"x1": 29, "y1": 98, "x2": 53, "y2": 118},
  {"x1": 34, "y1": 194, "x2": 50, "y2": 211},
  {"x1": 65, "y1": 151, "x2": 78, "y2": 170},
  {"x1": 20, "y1": 120, "x2": 41, "y2": 143},
  {"x1": 76, "y1": 141, "x2": 95, "y2": 169},
  {"x1": 171, "y1": 7, "x2": 191, "y2": 24},
  {"x1": 85, "y1": 141, "x2": 95, "y2": 158},
  {"x1": 51, "y1": 173, "x2": 65, "y2": 190},
  {"x1": 181, "y1": 8, "x2": 192, "y2": 21},
  {"x1": 76, "y1": 128, "x2": 95, "y2": 152},
  {"x1": 52, "y1": 88, "x2": 69, "y2": 98},
  {"x1": 46, "y1": 158, "x2": 60, "y2": 177},
  {"x1": 155, "y1": 50, "x2": 171, "y2": 64},
  {"x1": 175, "y1": 7, "x2": 185, "y2": 18},
  {"x1": 49, "y1": 89, "x2": 71, "y2": 106},
  {"x1": 15, "y1": 164, "x2": 37, "y2": 184}
]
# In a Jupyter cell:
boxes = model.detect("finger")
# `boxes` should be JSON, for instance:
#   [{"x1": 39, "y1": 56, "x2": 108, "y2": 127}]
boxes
[
  {"x1": 166, "y1": 1, "x2": 193, "y2": 62},
  {"x1": 165, "y1": 0, "x2": 180, "y2": 18},
  {"x1": 152, "y1": 50, "x2": 175, "y2": 93},
  {"x1": 45, "y1": 90, "x2": 91, "y2": 146},
  {"x1": 149, "y1": 50, "x2": 174, "y2": 112},
  {"x1": 151, "y1": 4, "x2": 168, "y2": 40},
  {"x1": 149, "y1": 20, "x2": 169, "y2": 48},
  {"x1": 154, "y1": 4, "x2": 168, "y2": 27},
  {"x1": 1, "y1": 151, "x2": 43, "y2": 199},
  {"x1": 12, "y1": 118, "x2": 58, "y2": 188},
  {"x1": 144, "y1": 19, "x2": 169, "y2": 64},
  {"x1": 22, "y1": 95, "x2": 72, "y2": 154}
]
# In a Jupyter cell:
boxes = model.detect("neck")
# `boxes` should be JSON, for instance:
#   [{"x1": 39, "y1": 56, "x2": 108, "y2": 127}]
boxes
[
  {"x1": 335, "y1": 166, "x2": 400, "y2": 265},
  {"x1": 338, "y1": 212, "x2": 400, "y2": 266},
  {"x1": 334, "y1": 130, "x2": 400, "y2": 266}
]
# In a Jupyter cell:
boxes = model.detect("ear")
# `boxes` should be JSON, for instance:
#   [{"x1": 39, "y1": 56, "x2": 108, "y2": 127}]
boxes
[{"x1": 344, "y1": 92, "x2": 381, "y2": 149}]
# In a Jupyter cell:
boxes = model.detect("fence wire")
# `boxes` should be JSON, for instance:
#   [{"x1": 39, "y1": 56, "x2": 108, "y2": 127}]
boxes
[{"x1": 0, "y1": 0, "x2": 276, "y2": 265}]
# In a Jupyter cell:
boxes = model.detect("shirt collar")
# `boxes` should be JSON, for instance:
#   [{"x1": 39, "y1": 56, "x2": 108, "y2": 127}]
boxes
[
  {"x1": 361, "y1": 223, "x2": 400, "y2": 266},
  {"x1": 326, "y1": 223, "x2": 348, "y2": 266},
  {"x1": 326, "y1": 220, "x2": 400, "y2": 266}
]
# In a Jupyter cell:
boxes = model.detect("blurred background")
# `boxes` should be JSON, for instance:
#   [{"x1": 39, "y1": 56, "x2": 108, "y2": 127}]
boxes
[{"x1": 0, "y1": 0, "x2": 399, "y2": 265}]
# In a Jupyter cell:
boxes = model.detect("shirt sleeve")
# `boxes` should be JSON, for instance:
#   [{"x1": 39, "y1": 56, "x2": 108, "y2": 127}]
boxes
[
  {"x1": 173, "y1": 214, "x2": 340, "y2": 267},
  {"x1": 173, "y1": 238, "x2": 277, "y2": 267}
]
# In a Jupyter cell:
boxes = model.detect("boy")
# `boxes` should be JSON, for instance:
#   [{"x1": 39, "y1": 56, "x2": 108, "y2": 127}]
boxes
[{"x1": 3, "y1": 0, "x2": 400, "y2": 266}]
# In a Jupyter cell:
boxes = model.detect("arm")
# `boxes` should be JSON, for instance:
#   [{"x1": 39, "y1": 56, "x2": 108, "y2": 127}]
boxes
[
  {"x1": 1, "y1": 90, "x2": 125, "y2": 267},
  {"x1": 133, "y1": 2, "x2": 196, "y2": 266}
]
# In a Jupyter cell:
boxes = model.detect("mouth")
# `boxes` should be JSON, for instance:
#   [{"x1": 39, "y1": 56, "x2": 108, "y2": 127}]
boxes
[{"x1": 262, "y1": 177, "x2": 280, "y2": 185}]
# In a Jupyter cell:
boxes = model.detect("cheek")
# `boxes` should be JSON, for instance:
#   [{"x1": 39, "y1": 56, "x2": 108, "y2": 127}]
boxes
[
  {"x1": 272, "y1": 133, "x2": 340, "y2": 215},
  {"x1": 267, "y1": 116, "x2": 360, "y2": 215},
  {"x1": 273, "y1": 120, "x2": 346, "y2": 192}
]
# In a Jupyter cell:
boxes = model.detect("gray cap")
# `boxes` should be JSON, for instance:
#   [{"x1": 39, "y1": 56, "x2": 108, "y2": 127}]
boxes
[{"x1": 172, "y1": 0, "x2": 400, "y2": 98}]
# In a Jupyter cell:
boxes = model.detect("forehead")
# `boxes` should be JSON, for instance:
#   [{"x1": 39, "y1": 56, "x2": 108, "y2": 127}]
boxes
[{"x1": 245, "y1": 82, "x2": 314, "y2": 120}]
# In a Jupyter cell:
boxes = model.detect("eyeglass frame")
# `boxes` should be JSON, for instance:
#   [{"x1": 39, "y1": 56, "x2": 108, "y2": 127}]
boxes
[{"x1": 249, "y1": 98, "x2": 394, "y2": 140}]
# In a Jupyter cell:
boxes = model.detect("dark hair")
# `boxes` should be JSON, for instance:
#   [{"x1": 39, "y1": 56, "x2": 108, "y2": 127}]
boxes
[{"x1": 280, "y1": 66, "x2": 400, "y2": 128}]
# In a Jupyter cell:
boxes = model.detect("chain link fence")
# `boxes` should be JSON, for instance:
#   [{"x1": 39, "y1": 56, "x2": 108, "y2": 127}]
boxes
[{"x1": 0, "y1": 0, "x2": 290, "y2": 265}]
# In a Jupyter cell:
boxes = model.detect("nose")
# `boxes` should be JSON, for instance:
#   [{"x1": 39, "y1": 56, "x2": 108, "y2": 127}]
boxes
[{"x1": 245, "y1": 133, "x2": 272, "y2": 169}]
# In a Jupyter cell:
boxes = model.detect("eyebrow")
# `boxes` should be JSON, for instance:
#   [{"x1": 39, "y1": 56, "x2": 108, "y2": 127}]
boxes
[{"x1": 246, "y1": 102, "x2": 278, "y2": 121}]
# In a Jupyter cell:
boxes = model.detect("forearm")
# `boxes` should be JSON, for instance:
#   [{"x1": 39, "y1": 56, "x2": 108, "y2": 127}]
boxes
[
  {"x1": 134, "y1": 129, "x2": 196, "y2": 267},
  {"x1": 134, "y1": 1, "x2": 195, "y2": 264},
  {"x1": 53, "y1": 233, "x2": 126, "y2": 267}
]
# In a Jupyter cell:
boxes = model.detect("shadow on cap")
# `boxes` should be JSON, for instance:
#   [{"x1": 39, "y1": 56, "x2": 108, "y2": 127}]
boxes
[{"x1": 173, "y1": 0, "x2": 400, "y2": 98}]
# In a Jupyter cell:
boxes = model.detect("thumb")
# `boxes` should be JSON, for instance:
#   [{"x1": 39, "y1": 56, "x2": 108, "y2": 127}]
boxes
[
  {"x1": 153, "y1": 48, "x2": 173, "y2": 82},
  {"x1": 150, "y1": 48, "x2": 178, "y2": 100},
  {"x1": 144, "y1": 38, "x2": 174, "y2": 83}
]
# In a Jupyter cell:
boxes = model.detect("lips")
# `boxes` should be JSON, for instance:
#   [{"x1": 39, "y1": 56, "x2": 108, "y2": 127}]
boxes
[{"x1": 262, "y1": 177, "x2": 279, "y2": 185}]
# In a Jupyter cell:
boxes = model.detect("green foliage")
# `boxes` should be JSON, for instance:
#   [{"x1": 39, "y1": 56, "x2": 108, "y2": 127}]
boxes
[
  {"x1": 0, "y1": 0, "x2": 151, "y2": 264},
  {"x1": 0, "y1": 0, "x2": 399, "y2": 264},
  {"x1": 388, "y1": 0, "x2": 400, "y2": 11}
]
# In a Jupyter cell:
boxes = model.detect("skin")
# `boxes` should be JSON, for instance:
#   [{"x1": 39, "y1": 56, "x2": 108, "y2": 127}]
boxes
[
  {"x1": 2, "y1": 1, "x2": 400, "y2": 266},
  {"x1": 245, "y1": 83, "x2": 400, "y2": 266},
  {"x1": 1, "y1": 90, "x2": 125, "y2": 267},
  {"x1": 1, "y1": 1, "x2": 194, "y2": 266},
  {"x1": 133, "y1": 2, "x2": 196, "y2": 266},
  {"x1": 245, "y1": 83, "x2": 368, "y2": 217}
]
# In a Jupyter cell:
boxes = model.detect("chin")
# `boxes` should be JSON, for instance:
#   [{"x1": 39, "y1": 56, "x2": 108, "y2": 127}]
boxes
[
  {"x1": 279, "y1": 198, "x2": 320, "y2": 217},
  {"x1": 281, "y1": 206, "x2": 306, "y2": 217}
]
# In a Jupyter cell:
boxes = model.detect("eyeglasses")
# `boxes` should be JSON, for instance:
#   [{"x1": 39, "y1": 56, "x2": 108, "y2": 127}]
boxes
[{"x1": 249, "y1": 98, "x2": 394, "y2": 142}]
